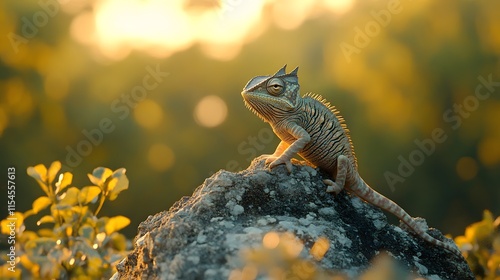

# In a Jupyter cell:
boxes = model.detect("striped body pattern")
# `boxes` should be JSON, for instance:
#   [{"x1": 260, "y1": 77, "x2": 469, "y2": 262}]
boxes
[
  {"x1": 241, "y1": 65, "x2": 460, "y2": 256},
  {"x1": 286, "y1": 94, "x2": 357, "y2": 174}
]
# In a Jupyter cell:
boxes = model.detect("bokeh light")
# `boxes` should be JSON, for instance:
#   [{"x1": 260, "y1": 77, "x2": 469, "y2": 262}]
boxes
[
  {"x1": 44, "y1": 72, "x2": 69, "y2": 100},
  {"x1": 456, "y1": 157, "x2": 479, "y2": 181},
  {"x1": 65, "y1": 0, "x2": 358, "y2": 61},
  {"x1": 262, "y1": 232, "x2": 280, "y2": 249},
  {"x1": 94, "y1": 0, "x2": 194, "y2": 59},
  {"x1": 70, "y1": 11, "x2": 95, "y2": 46},
  {"x1": 478, "y1": 137, "x2": 500, "y2": 167},
  {"x1": 147, "y1": 143, "x2": 175, "y2": 172},
  {"x1": 133, "y1": 99, "x2": 164, "y2": 129},
  {"x1": 69, "y1": 0, "x2": 273, "y2": 60},
  {"x1": 194, "y1": 95, "x2": 228, "y2": 128},
  {"x1": 323, "y1": 0, "x2": 355, "y2": 15},
  {"x1": 271, "y1": 0, "x2": 315, "y2": 30},
  {"x1": 309, "y1": 237, "x2": 330, "y2": 261}
]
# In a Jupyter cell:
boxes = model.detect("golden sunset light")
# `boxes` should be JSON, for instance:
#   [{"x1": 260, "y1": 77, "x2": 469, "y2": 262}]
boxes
[
  {"x1": 69, "y1": 0, "x2": 355, "y2": 60},
  {"x1": 1, "y1": 0, "x2": 499, "y2": 278}
]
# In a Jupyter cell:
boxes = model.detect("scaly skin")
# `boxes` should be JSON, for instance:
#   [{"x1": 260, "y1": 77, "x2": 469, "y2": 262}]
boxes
[{"x1": 241, "y1": 65, "x2": 461, "y2": 256}]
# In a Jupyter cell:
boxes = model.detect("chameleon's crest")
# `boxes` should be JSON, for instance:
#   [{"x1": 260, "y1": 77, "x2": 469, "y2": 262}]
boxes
[
  {"x1": 243, "y1": 65, "x2": 299, "y2": 92},
  {"x1": 304, "y1": 92, "x2": 358, "y2": 168},
  {"x1": 271, "y1": 65, "x2": 299, "y2": 85},
  {"x1": 289, "y1": 66, "x2": 299, "y2": 76},
  {"x1": 273, "y1": 65, "x2": 287, "y2": 76},
  {"x1": 272, "y1": 65, "x2": 299, "y2": 77}
]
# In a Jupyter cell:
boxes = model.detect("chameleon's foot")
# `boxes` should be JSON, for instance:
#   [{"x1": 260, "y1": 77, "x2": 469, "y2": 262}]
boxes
[
  {"x1": 263, "y1": 155, "x2": 293, "y2": 173},
  {"x1": 324, "y1": 179, "x2": 343, "y2": 194},
  {"x1": 325, "y1": 155, "x2": 348, "y2": 194}
]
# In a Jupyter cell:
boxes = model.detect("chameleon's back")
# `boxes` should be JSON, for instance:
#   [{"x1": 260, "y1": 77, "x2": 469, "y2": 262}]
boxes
[{"x1": 290, "y1": 94, "x2": 357, "y2": 175}]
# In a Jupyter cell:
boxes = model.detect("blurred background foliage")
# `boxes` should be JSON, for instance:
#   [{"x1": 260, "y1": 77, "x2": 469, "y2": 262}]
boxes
[{"x1": 0, "y1": 0, "x2": 499, "y2": 239}]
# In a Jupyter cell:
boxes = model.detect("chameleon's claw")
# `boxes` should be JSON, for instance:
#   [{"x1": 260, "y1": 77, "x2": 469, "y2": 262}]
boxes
[
  {"x1": 269, "y1": 158, "x2": 293, "y2": 173},
  {"x1": 324, "y1": 179, "x2": 343, "y2": 194},
  {"x1": 262, "y1": 155, "x2": 278, "y2": 166},
  {"x1": 262, "y1": 154, "x2": 278, "y2": 166},
  {"x1": 262, "y1": 155, "x2": 293, "y2": 173}
]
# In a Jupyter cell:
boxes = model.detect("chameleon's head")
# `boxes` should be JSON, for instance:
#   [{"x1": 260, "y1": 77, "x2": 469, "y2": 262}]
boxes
[{"x1": 241, "y1": 65, "x2": 300, "y2": 122}]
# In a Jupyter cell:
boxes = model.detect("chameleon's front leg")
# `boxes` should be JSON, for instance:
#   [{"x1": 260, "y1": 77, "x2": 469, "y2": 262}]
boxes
[
  {"x1": 262, "y1": 141, "x2": 290, "y2": 169},
  {"x1": 264, "y1": 123, "x2": 310, "y2": 173}
]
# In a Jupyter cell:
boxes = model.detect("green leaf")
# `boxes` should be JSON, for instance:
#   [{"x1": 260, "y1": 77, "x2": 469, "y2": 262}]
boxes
[
  {"x1": 110, "y1": 232, "x2": 127, "y2": 251},
  {"x1": 37, "y1": 228, "x2": 56, "y2": 238},
  {"x1": 53, "y1": 203, "x2": 72, "y2": 210},
  {"x1": 83, "y1": 216, "x2": 97, "y2": 228},
  {"x1": 105, "y1": 216, "x2": 130, "y2": 235},
  {"x1": 53, "y1": 223, "x2": 71, "y2": 236},
  {"x1": 96, "y1": 217, "x2": 108, "y2": 233},
  {"x1": 32, "y1": 196, "x2": 52, "y2": 214},
  {"x1": 87, "y1": 255, "x2": 104, "y2": 277},
  {"x1": 88, "y1": 167, "x2": 113, "y2": 187},
  {"x1": 47, "y1": 247, "x2": 71, "y2": 264},
  {"x1": 107, "y1": 168, "x2": 129, "y2": 201},
  {"x1": 78, "y1": 224, "x2": 95, "y2": 240},
  {"x1": 24, "y1": 209, "x2": 35, "y2": 218},
  {"x1": 1, "y1": 212, "x2": 24, "y2": 234},
  {"x1": 37, "y1": 215, "x2": 55, "y2": 226},
  {"x1": 78, "y1": 186, "x2": 101, "y2": 205},
  {"x1": 71, "y1": 241, "x2": 102, "y2": 276},
  {"x1": 55, "y1": 172, "x2": 73, "y2": 194},
  {"x1": 47, "y1": 161, "x2": 61, "y2": 184},
  {"x1": 71, "y1": 205, "x2": 89, "y2": 217},
  {"x1": 19, "y1": 230, "x2": 38, "y2": 243},
  {"x1": 58, "y1": 187, "x2": 79, "y2": 206},
  {"x1": 27, "y1": 164, "x2": 49, "y2": 195},
  {"x1": 24, "y1": 237, "x2": 57, "y2": 256},
  {"x1": 27, "y1": 164, "x2": 47, "y2": 182}
]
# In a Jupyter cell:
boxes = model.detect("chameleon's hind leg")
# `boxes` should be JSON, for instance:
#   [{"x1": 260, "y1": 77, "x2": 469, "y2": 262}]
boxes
[{"x1": 324, "y1": 155, "x2": 350, "y2": 194}]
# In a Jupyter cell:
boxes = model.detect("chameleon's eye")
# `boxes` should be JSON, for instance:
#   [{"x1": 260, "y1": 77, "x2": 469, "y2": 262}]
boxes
[{"x1": 266, "y1": 78, "x2": 284, "y2": 96}]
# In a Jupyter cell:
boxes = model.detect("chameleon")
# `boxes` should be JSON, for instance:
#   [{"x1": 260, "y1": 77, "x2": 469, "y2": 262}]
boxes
[{"x1": 240, "y1": 65, "x2": 461, "y2": 256}]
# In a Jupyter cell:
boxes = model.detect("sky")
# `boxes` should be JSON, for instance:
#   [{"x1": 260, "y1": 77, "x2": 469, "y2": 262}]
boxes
[{"x1": 69, "y1": 0, "x2": 355, "y2": 60}]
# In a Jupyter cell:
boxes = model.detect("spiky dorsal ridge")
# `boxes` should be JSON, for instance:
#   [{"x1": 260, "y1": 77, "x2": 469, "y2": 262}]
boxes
[{"x1": 303, "y1": 92, "x2": 358, "y2": 168}]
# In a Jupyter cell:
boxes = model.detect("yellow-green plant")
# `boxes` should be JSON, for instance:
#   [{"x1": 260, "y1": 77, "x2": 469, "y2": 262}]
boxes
[
  {"x1": 455, "y1": 210, "x2": 500, "y2": 279},
  {"x1": 239, "y1": 231, "x2": 414, "y2": 279},
  {"x1": 0, "y1": 161, "x2": 131, "y2": 280}
]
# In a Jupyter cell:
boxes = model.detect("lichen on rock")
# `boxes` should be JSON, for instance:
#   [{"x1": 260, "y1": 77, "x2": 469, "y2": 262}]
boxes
[{"x1": 114, "y1": 156, "x2": 474, "y2": 280}]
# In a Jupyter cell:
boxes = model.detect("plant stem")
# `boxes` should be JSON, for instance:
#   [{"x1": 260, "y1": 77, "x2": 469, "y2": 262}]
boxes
[{"x1": 94, "y1": 195, "x2": 106, "y2": 216}]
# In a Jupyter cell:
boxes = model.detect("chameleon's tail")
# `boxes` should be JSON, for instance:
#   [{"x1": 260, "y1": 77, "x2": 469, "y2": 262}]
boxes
[{"x1": 350, "y1": 178, "x2": 462, "y2": 257}]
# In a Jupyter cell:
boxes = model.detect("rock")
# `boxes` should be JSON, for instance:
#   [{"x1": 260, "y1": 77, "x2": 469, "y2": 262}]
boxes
[{"x1": 115, "y1": 156, "x2": 474, "y2": 279}]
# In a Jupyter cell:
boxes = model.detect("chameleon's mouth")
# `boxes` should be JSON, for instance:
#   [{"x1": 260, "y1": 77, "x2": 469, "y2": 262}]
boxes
[
  {"x1": 242, "y1": 90, "x2": 296, "y2": 112},
  {"x1": 241, "y1": 91, "x2": 268, "y2": 122},
  {"x1": 240, "y1": 91, "x2": 257, "y2": 111},
  {"x1": 240, "y1": 91, "x2": 251, "y2": 105}
]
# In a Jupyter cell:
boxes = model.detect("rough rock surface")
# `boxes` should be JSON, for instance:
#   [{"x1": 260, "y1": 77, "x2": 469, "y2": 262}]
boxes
[{"x1": 115, "y1": 157, "x2": 473, "y2": 280}]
